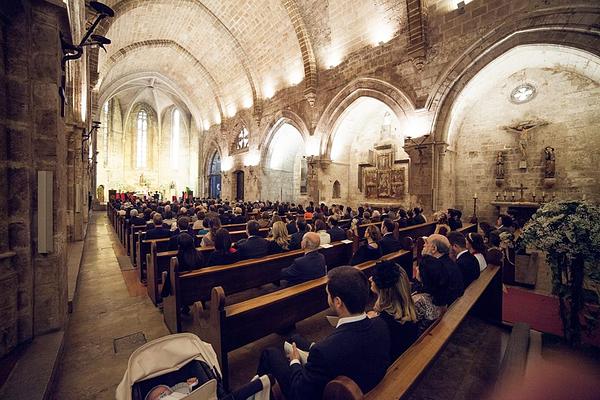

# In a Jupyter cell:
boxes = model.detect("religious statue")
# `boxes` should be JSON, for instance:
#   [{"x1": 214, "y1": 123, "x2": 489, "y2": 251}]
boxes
[
  {"x1": 139, "y1": 173, "x2": 145, "y2": 186},
  {"x1": 495, "y1": 152, "x2": 505, "y2": 179},
  {"x1": 96, "y1": 185, "x2": 105, "y2": 203},
  {"x1": 544, "y1": 146, "x2": 555, "y2": 178},
  {"x1": 503, "y1": 119, "x2": 548, "y2": 169}
]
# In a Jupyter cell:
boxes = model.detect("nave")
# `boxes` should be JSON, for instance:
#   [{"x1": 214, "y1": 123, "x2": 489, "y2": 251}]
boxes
[{"x1": 51, "y1": 211, "x2": 509, "y2": 400}]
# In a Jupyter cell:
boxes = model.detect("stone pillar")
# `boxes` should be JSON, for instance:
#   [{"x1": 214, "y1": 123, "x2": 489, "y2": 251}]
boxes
[
  {"x1": 306, "y1": 156, "x2": 320, "y2": 203},
  {"x1": 404, "y1": 136, "x2": 435, "y2": 214}
]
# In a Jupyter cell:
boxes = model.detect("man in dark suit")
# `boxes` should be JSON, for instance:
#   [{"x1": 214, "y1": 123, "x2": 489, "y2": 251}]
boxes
[
  {"x1": 145, "y1": 214, "x2": 172, "y2": 240},
  {"x1": 423, "y1": 234, "x2": 464, "y2": 304},
  {"x1": 289, "y1": 220, "x2": 308, "y2": 250},
  {"x1": 448, "y1": 232, "x2": 480, "y2": 288},
  {"x1": 326, "y1": 217, "x2": 347, "y2": 242},
  {"x1": 379, "y1": 218, "x2": 402, "y2": 255},
  {"x1": 286, "y1": 214, "x2": 298, "y2": 235},
  {"x1": 258, "y1": 266, "x2": 390, "y2": 400},
  {"x1": 230, "y1": 207, "x2": 246, "y2": 224},
  {"x1": 281, "y1": 232, "x2": 327, "y2": 285},
  {"x1": 129, "y1": 208, "x2": 146, "y2": 226},
  {"x1": 168, "y1": 217, "x2": 193, "y2": 250},
  {"x1": 235, "y1": 220, "x2": 269, "y2": 260}
]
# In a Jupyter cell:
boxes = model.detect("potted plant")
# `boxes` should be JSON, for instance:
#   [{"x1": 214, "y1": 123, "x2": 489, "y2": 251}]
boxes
[{"x1": 520, "y1": 200, "x2": 600, "y2": 347}]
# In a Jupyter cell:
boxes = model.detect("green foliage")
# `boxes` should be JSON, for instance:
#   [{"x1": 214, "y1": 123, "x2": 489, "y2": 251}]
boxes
[{"x1": 520, "y1": 201, "x2": 600, "y2": 346}]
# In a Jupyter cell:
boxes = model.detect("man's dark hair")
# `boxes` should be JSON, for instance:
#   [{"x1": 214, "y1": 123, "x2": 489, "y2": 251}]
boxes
[
  {"x1": 297, "y1": 220, "x2": 307, "y2": 232},
  {"x1": 382, "y1": 218, "x2": 395, "y2": 233},
  {"x1": 447, "y1": 231, "x2": 466, "y2": 248},
  {"x1": 329, "y1": 217, "x2": 339, "y2": 226},
  {"x1": 499, "y1": 214, "x2": 513, "y2": 227},
  {"x1": 326, "y1": 266, "x2": 369, "y2": 314},
  {"x1": 247, "y1": 220, "x2": 260, "y2": 236},
  {"x1": 177, "y1": 216, "x2": 190, "y2": 230}
]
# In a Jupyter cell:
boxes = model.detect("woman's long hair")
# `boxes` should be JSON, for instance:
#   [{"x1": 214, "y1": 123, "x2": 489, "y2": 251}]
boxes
[
  {"x1": 270, "y1": 221, "x2": 290, "y2": 250},
  {"x1": 177, "y1": 233, "x2": 203, "y2": 270},
  {"x1": 374, "y1": 263, "x2": 417, "y2": 323},
  {"x1": 214, "y1": 228, "x2": 232, "y2": 253}
]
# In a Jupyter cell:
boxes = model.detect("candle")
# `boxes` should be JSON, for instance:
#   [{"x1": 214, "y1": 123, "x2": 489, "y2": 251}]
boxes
[
  {"x1": 473, "y1": 193, "x2": 478, "y2": 199},
  {"x1": 512, "y1": 192, "x2": 515, "y2": 197}
]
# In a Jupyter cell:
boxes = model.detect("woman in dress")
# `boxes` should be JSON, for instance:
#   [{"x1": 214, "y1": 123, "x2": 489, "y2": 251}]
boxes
[
  {"x1": 368, "y1": 260, "x2": 418, "y2": 359},
  {"x1": 200, "y1": 215, "x2": 221, "y2": 247},
  {"x1": 268, "y1": 221, "x2": 291, "y2": 254},
  {"x1": 350, "y1": 225, "x2": 382, "y2": 265},
  {"x1": 207, "y1": 228, "x2": 239, "y2": 266},
  {"x1": 412, "y1": 255, "x2": 448, "y2": 333},
  {"x1": 466, "y1": 232, "x2": 488, "y2": 271}
]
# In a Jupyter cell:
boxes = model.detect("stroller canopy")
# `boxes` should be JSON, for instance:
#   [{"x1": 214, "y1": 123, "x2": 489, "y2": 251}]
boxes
[{"x1": 116, "y1": 333, "x2": 221, "y2": 400}]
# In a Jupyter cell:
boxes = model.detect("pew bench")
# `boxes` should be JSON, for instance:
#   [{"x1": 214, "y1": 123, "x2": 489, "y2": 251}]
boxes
[
  {"x1": 162, "y1": 240, "x2": 354, "y2": 333},
  {"x1": 205, "y1": 249, "x2": 413, "y2": 388},
  {"x1": 321, "y1": 263, "x2": 502, "y2": 400},
  {"x1": 196, "y1": 227, "x2": 270, "y2": 243}
]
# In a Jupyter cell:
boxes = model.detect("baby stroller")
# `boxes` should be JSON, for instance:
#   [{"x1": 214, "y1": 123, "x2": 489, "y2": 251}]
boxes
[{"x1": 116, "y1": 333, "x2": 273, "y2": 400}]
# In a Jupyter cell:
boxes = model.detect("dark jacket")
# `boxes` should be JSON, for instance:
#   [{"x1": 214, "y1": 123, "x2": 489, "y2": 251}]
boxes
[
  {"x1": 455, "y1": 251, "x2": 480, "y2": 288},
  {"x1": 289, "y1": 230, "x2": 308, "y2": 250},
  {"x1": 439, "y1": 254, "x2": 464, "y2": 304},
  {"x1": 268, "y1": 240, "x2": 289, "y2": 255},
  {"x1": 350, "y1": 243, "x2": 382, "y2": 266},
  {"x1": 378, "y1": 311, "x2": 418, "y2": 360},
  {"x1": 288, "y1": 317, "x2": 390, "y2": 399},
  {"x1": 231, "y1": 214, "x2": 246, "y2": 224},
  {"x1": 145, "y1": 227, "x2": 172, "y2": 240},
  {"x1": 130, "y1": 216, "x2": 146, "y2": 226},
  {"x1": 286, "y1": 222, "x2": 298, "y2": 235},
  {"x1": 167, "y1": 229, "x2": 196, "y2": 250},
  {"x1": 236, "y1": 236, "x2": 270, "y2": 260},
  {"x1": 281, "y1": 251, "x2": 327, "y2": 285},
  {"x1": 207, "y1": 250, "x2": 239, "y2": 266},
  {"x1": 327, "y1": 226, "x2": 347, "y2": 242},
  {"x1": 379, "y1": 233, "x2": 402, "y2": 255}
]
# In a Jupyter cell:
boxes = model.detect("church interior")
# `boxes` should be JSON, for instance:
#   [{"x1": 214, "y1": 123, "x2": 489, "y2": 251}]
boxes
[{"x1": 0, "y1": 0, "x2": 599, "y2": 399}]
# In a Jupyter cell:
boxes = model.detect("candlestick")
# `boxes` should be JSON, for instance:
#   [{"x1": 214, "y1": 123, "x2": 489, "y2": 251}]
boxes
[
  {"x1": 473, "y1": 193, "x2": 478, "y2": 199},
  {"x1": 495, "y1": 192, "x2": 499, "y2": 200},
  {"x1": 511, "y1": 192, "x2": 515, "y2": 201},
  {"x1": 503, "y1": 191, "x2": 507, "y2": 201}
]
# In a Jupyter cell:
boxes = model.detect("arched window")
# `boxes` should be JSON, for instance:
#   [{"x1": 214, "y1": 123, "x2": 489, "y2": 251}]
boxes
[
  {"x1": 333, "y1": 180, "x2": 341, "y2": 198},
  {"x1": 170, "y1": 109, "x2": 180, "y2": 169},
  {"x1": 208, "y1": 151, "x2": 221, "y2": 199},
  {"x1": 136, "y1": 110, "x2": 148, "y2": 168},
  {"x1": 236, "y1": 127, "x2": 249, "y2": 150},
  {"x1": 102, "y1": 101, "x2": 109, "y2": 167}
]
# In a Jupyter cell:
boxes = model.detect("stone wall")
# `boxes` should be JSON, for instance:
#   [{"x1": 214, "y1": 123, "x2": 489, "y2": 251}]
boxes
[{"x1": 0, "y1": 0, "x2": 89, "y2": 357}]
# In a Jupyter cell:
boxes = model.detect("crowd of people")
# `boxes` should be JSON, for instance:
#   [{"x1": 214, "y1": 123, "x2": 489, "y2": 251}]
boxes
[{"x1": 111, "y1": 196, "x2": 512, "y2": 400}]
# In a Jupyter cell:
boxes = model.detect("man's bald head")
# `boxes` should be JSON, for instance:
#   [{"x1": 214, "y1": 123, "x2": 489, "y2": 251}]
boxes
[
  {"x1": 302, "y1": 232, "x2": 321, "y2": 251},
  {"x1": 424, "y1": 234, "x2": 451, "y2": 257}
]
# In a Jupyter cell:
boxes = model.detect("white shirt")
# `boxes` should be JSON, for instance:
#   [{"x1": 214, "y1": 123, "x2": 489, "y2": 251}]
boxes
[
  {"x1": 336, "y1": 312, "x2": 367, "y2": 328},
  {"x1": 474, "y1": 253, "x2": 487, "y2": 271}
]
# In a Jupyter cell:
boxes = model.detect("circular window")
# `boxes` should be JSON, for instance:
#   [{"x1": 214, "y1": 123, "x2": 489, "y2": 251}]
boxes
[{"x1": 510, "y1": 83, "x2": 536, "y2": 104}]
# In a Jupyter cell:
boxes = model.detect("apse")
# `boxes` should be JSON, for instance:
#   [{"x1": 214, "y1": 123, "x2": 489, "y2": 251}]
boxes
[
  {"x1": 263, "y1": 122, "x2": 305, "y2": 201},
  {"x1": 443, "y1": 44, "x2": 600, "y2": 221},
  {"x1": 326, "y1": 97, "x2": 409, "y2": 204}
]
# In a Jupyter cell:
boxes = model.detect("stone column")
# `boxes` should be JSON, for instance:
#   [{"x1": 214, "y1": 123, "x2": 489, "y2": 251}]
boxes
[{"x1": 404, "y1": 136, "x2": 435, "y2": 214}]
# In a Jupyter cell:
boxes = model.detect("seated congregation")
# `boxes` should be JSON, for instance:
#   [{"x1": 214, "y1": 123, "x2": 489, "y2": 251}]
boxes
[{"x1": 109, "y1": 197, "x2": 506, "y2": 399}]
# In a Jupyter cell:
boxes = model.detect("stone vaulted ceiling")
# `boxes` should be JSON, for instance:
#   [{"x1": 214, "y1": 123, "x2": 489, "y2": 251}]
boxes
[{"x1": 94, "y1": 0, "x2": 406, "y2": 128}]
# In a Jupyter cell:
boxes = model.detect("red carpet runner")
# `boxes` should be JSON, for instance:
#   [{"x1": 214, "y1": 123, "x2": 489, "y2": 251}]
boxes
[{"x1": 502, "y1": 286, "x2": 600, "y2": 346}]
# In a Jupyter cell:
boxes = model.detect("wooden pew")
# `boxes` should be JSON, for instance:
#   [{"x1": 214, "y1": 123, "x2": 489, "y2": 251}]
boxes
[
  {"x1": 163, "y1": 240, "x2": 355, "y2": 333},
  {"x1": 206, "y1": 249, "x2": 413, "y2": 388},
  {"x1": 146, "y1": 243, "x2": 215, "y2": 306},
  {"x1": 321, "y1": 263, "x2": 502, "y2": 400},
  {"x1": 197, "y1": 227, "x2": 270, "y2": 243},
  {"x1": 136, "y1": 235, "x2": 171, "y2": 282},
  {"x1": 129, "y1": 225, "x2": 148, "y2": 266}
]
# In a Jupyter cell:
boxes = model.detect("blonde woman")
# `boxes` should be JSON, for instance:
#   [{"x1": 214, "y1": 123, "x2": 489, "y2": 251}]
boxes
[
  {"x1": 268, "y1": 221, "x2": 290, "y2": 254},
  {"x1": 368, "y1": 260, "x2": 418, "y2": 359}
]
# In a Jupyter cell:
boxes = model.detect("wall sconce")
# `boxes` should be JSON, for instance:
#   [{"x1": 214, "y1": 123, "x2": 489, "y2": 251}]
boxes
[
  {"x1": 82, "y1": 120, "x2": 101, "y2": 161},
  {"x1": 59, "y1": 1, "x2": 115, "y2": 117}
]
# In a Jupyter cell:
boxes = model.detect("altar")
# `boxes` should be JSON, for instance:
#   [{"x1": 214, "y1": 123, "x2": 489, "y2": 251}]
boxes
[{"x1": 490, "y1": 201, "x2": 541, "y2": 226}]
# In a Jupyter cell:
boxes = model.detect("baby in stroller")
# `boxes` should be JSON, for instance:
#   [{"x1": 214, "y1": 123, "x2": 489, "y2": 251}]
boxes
[{"x1": 117, "y1": 333, "x2": 273, "y2": 400}]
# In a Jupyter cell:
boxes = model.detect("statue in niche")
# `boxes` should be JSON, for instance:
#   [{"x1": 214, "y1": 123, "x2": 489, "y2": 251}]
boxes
[
  {"x1": 96, "y1": 185, "x2": 105, "y2": 203},
  {"x1": 139, "y1": 173, "x2": 145, "y2": 186},
  {"x1": 495, "y1": 152, "x2": 505, "y2": 179},
  {"x1": 544, "y1": 146, "x2": 555, "y2": 178}
]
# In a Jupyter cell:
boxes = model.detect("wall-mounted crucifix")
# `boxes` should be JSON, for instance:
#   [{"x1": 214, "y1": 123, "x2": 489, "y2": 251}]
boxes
[{"x1": 502, "y1": 119, "x2": 548, "y2": 170}]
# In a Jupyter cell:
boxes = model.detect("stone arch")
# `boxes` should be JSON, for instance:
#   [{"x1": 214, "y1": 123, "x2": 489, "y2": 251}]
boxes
[
  {"x1": 99, "y1": 39, "x2": 225, "y2": 120},
  {"x1": 428, "y1": 5, "x2": 600, "y2": 144},
  {"x1": 317, "y1": 77, "x2": 415, "y2": 159},
  {"x1": 259, "y1": 110, "x2": 310, "y2": 163}
]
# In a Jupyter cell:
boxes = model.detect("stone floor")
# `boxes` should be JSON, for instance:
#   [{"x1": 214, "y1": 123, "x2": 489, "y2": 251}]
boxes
[{"x1": 53, "y1": 214, "x2": 169, "y2": 400}]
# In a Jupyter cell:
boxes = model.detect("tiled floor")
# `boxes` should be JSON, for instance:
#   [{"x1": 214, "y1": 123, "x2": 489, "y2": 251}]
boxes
[{"x1": 53, "y1": 214, "x2": 169, "y2": 400}]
